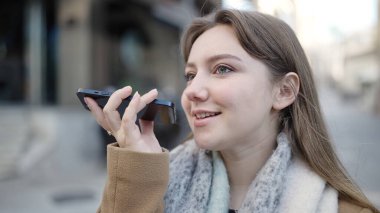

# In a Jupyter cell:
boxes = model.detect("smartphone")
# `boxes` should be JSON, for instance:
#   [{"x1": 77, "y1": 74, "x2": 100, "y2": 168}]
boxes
[{"x1": 76, "y1": 88, "x2": 176, "y2": 125}]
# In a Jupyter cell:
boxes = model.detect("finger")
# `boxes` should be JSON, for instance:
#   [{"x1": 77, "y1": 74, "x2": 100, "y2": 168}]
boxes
[
  {"x1": 121, "y1": 91, "x2": 141, "y2": 133},
  {"x1": 105, "y1": 86, "x2": 133, "y2": 110},
  {"x1": 85, "y1": 97, "x2": 110, "y2": 130},
  {"x1": 103, "y1": 86, "x2": 133, "y2": 132},
  {"x1": 137, "y1": 88, "x2": 158, "y2": 112}
]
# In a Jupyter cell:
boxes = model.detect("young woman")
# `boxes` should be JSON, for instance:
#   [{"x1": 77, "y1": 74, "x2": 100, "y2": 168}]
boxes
[{"x1": 85, "y1": 9, "x2": 379, "y2": 213}]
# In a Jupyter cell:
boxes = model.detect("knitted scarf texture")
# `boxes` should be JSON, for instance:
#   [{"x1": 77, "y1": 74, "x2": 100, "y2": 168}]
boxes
[{"x1": 164, "y1": 133, "x2": 338, "y2": 213}]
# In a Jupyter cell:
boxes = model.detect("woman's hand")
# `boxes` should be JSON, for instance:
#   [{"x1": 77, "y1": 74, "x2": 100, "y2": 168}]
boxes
[{"x1": 84, "y1": 86, "x2": 162, "y2": 153}]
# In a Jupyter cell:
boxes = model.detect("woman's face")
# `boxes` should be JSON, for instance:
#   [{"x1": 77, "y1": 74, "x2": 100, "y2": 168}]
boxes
[{"x1": 181, "y1": 25, "x2": 279, "y2": 151}]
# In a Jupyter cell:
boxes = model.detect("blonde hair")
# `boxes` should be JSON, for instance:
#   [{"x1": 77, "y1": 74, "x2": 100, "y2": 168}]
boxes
[{"x1": 181, "y1": 9, "x2": 378, "y2": 212}]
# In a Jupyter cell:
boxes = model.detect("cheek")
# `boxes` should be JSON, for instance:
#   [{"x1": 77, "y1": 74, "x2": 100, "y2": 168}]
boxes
[
  {"x1": 235, "y1": 80, "x2": 274, "y2": 114},
  {"x1": 210, "y1": 84, "x2": 236, "y2": 107},
  {"x1": 181, "y1": 93, "x2": 190, "y2": 115}
]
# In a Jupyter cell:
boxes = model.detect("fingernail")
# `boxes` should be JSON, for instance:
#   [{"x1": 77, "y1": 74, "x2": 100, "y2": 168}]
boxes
[{"x1": 133, "y1": 91, "x2": 139, "y2": 98}]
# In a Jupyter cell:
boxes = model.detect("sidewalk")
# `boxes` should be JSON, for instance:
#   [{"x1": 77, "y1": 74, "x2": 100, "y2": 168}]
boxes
[{"x1": 0, "y1": 106, "x2": 107, "y2": 213}]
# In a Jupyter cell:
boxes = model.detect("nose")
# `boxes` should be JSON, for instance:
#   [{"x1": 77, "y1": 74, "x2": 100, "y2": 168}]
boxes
[{"x1": 183, "y1": 73, "x2": 209, "y2": 102}]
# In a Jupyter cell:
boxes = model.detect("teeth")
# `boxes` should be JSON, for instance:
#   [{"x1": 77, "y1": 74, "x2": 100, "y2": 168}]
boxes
[{"x1": 195, "y1": 112, "x2": 217, "y2": 119}]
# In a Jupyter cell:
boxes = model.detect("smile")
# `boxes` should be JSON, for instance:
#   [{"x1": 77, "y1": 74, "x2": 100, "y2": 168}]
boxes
[{"x1": 194, "y1": 112, "x2": 221, "y2": 119}]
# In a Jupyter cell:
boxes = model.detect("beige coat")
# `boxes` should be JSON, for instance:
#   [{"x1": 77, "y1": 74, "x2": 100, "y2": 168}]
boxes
[{"x1": 97, "y1": 143, "x2": 373, "y2": 213}]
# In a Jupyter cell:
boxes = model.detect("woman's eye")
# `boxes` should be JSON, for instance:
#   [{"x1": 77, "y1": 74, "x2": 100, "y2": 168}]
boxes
[
  {"x1": 215, "y1": 65, "x2": 233, "y2": 75},
  {"x1": 184, "y1": 73, "x2": 196, "y2": 82}
]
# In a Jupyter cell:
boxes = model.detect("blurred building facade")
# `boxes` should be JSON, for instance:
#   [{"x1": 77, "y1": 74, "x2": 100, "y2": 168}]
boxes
[
  {"x1": 375, "y1": 0, "x2": 380, "y2": 113},
  {"x1": 333, "y1": 29, "x2": 379, "y2": 107},
  {"x1": 323, "y1": 1, "x2": 380, "y2": 114},
  {"x1": 0, "y1": 0, "x2": 221, "y2": 106},
  {"x1": 2, "y1": 0, "x2": 380, "y2": 110}
]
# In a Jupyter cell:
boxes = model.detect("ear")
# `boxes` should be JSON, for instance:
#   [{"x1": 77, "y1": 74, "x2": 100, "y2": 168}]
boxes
[{"x1": 272, "y1": 72, "x2": 300, "y2": 111}]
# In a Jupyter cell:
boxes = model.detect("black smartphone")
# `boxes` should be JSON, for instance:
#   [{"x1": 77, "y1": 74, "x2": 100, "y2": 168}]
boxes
[{"x1": 76, "y1": 88, "x2": 176, "y2": 125}]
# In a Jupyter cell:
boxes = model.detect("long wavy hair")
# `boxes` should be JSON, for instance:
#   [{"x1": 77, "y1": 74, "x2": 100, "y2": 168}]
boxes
[{"x1": 181, "y1": 9, "x2": 378, "y2": 212}]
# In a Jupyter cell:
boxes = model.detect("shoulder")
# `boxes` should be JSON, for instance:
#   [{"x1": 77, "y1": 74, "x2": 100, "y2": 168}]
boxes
[{"x1": 339, "y1": 199, "x2": 373, "y2": 213}]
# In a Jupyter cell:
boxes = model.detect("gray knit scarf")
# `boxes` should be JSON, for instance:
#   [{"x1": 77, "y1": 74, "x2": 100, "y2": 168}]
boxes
[{"x1": 164, "y1": 133, "x2": 338, "y2": 213}]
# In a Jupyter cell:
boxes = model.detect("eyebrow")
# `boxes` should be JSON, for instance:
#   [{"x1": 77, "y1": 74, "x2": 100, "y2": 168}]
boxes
[{"x1": 185, "y1": 54, "x2": 242, "y2": 69}]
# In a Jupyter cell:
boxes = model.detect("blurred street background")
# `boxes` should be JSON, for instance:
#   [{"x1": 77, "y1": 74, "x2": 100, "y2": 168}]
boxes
[{"x1": 0, "y1": 0, "x2": 379, "y2": 212}]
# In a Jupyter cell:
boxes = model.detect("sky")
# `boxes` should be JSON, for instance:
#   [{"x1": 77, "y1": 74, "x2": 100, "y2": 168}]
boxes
[
  {"x1": 308, "y1": 0, "x2": 377, "y2": 35},
  {"x1": 223, "y1": 0, "x2": 377, "y2": 35},
  {"x1": 223, "y1": 0, "x2": 255, "y2": 11}
]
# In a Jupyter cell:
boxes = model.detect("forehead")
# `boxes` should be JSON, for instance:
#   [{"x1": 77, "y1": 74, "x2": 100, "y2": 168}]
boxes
[{"x1": 188, "y1": 25, "x2": 252, "y2": 62}]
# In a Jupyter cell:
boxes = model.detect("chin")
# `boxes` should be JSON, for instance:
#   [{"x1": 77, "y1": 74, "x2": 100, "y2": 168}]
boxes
[{"x1": 193, "y1": 136, "x2": 218, "y2": 151}]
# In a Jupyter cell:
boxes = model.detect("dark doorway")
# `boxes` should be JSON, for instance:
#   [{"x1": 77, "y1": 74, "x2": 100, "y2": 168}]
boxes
[{"x1": 0, "y1": 1, "x2": 26, "y2": 103}]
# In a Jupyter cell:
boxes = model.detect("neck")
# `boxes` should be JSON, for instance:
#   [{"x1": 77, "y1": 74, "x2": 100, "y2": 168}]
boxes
[
  {"x1": 220, "y1": 133, "x2": 277, "y2": 209},
  {"x1": 221, "y1": 134, "x2": 277, "y2": 185}
]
